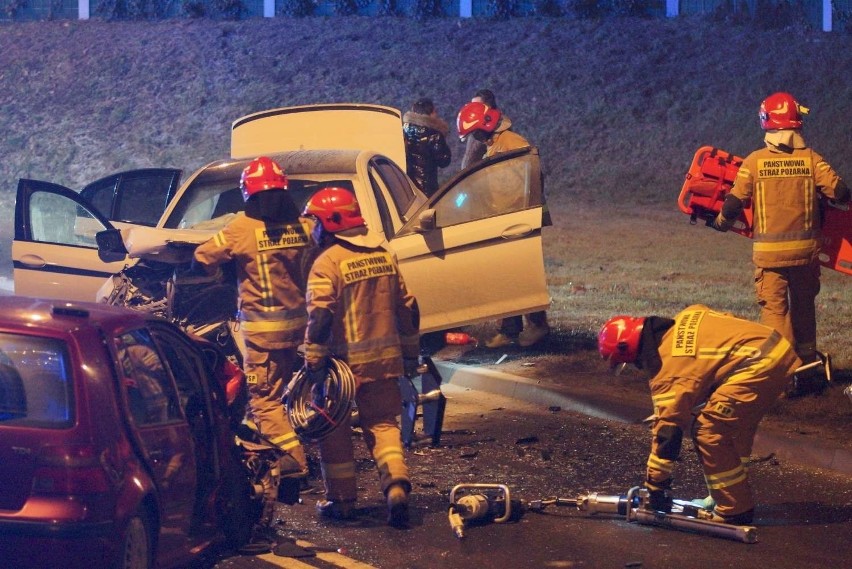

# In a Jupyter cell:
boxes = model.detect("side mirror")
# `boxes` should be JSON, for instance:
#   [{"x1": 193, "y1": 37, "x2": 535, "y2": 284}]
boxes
[
  {"x1": 96, "y1": 229, "x2": 128, "y2": 263},
  {"x1": 415, "y1": 209, "x2": 436, "y2": 233}
]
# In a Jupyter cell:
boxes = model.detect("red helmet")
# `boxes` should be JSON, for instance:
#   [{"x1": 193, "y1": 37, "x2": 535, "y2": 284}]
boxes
[
  {"x1": 457, "y1": 101, "x2": 502, "y2": 137},
  {"x1": 240, "y1": 156, "x2": 288, "y2": 201},
  {"x1": 303, "y1": 187, "x2": 365, "y2": 233},
  {"x1": 759, "y1": 92, "x2": 808, "y2": 130},
  {"x1": 598, "y1": 316, "x2": 645, "y2": 366}
]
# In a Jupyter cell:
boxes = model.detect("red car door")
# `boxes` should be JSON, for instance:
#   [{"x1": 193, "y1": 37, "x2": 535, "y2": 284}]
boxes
[{"x1": 113, "y1": 327, "x2": 198, "y2": 558}]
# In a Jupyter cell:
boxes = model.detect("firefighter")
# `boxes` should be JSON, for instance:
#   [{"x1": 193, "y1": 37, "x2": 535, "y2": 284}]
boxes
[
  {"x1": 193, "y1": 156, "x2": 314, "y2": 501},
  {"x1": 712, "y1": 92, "x2": 849, "y2": 389},
  {"x1": 598, "y1": 305, "x2": 801, "y2": 525},
  {"x1": 302, "y1": 187, "x2": 420, "y2": 527},
  {"x1": 456, "y1": 100, "x2": 551, "y2": 349}
]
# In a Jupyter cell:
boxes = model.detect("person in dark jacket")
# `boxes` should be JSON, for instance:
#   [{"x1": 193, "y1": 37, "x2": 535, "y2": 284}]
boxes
[{"x1": 403, "y1": 98, "x2": 452, "y2": 197}]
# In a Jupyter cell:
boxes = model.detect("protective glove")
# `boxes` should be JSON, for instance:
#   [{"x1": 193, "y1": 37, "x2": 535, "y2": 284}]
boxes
[
  {"x1": 644, "y1": 479, "x2": 673, "y2": 513},
  {"x1": 403, "y1": 357, "x2": 421, "y2": 378},
  {"x1": 710, "y1": 213, "x2": 733, "y2": 233},
  {"x1": 305, "y1": 355, "x2": 328, "y2": 384},
  {"x1": 306, "y1": 356, "x2": 328, "y2": 410}
]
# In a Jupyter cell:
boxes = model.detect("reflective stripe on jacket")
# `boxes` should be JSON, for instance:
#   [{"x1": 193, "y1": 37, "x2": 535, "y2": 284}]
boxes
[
  {"x1": 649, "y1": 304, "x2": 801, "y2": 436},
  {"x1": 304, "y1": 240, "x2": 420, "y2": 384},
  {"x1": 193, "y1": 213, "x2": 316, "y2": 349},
  {"x1": 731, "y1": 146, "x2": 846, "y2": 267}
]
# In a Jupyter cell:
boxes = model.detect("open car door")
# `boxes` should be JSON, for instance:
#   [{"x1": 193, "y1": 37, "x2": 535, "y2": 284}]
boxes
[
  {"x1": 13, "y1": 179, "x2": 131, "y2": 301},
  {"x1": 390, "y1": 147, "x2": 550, "y2": 333},
  {"x1": 231, "y1": 103, "x2": 407, "y2": 170},
  {"x1": 80, "y1": 168, "x2": 181, "y2": 227}
]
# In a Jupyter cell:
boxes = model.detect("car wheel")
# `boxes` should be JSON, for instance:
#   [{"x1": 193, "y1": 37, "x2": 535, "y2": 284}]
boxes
[{"x1": 115, "y1": 514, "x2": 152, "y2": 569}]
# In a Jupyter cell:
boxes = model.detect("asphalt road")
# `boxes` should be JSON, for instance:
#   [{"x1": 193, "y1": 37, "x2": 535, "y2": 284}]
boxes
[{"x1": 203, "y1": 384, "x2": 852, "y2": 569}]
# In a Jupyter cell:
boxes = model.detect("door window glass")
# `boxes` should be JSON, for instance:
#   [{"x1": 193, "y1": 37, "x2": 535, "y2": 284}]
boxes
[
  {"x1": 433, "y1": 157, "x2": 532, "y2": 228},
  {"x1": 115, "y1": 329, "x2": 182, "y2": 426},
  {"x1": 371, "y1": 157, "x2": 417, "y2": 218},
  {"x1": 0, "y1": 334, "x2": 73, "y2": 428},
  {"x1": 149, "y1": 326, "x2": 208, "y2": 421},
  {"x1": 80, "y1": 178, "x2": 116, "y2": 221},
  {"x1": 115, "y1": 174, "x2": 176, "y2": 226},
  {"x1": 29, "y1": 191, "x2": 107, "y2": 248}
]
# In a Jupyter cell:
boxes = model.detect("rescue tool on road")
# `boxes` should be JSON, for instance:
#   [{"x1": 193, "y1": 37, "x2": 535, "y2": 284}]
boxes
[
  {"x1": 448, "y1": 484, "x2": 524, "y2": 539},
  {"x1": 447, "y1": 483, "x2": 757, "y2": 543},
  {"x1": 527, "y1": 486, "x2": 757, "y2": 543},
  {"x1": 400, "y1": 355, "x2": 447, "y2": 448}
]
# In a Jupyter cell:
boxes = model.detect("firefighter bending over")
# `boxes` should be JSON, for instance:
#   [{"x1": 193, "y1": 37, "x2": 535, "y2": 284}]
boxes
[
  {"x1": 193, "y1": 156, "x2": 315, "y2": 501},
  {"x1": 302, "y1": 187, "x2": 420, "y2": 527},
  {"x1": 598, "y1": 305, "x2": 801, "y2": 525},
  {"x1": 712, "y1": 92, "x2": 849, "y2": 389}
]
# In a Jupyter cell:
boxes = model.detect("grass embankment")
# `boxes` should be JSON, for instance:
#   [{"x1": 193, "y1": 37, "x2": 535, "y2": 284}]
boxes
[{"x1": 0, "y1": 16, "x2": 849, "y2": 424}]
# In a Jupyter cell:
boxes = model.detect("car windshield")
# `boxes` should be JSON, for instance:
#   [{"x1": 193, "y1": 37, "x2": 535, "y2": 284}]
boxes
[
  {"x1": 163, "y1": 168, "x2": 355, "y2": 230},
  {"x1": 0, "y1": 333, "x2": 73, "y2": 428}
]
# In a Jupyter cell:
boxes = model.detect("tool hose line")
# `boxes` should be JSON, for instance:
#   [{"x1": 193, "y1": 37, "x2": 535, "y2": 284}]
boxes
[{"x1": 286, "y1": 356, "x2": 356, "y2": 443}]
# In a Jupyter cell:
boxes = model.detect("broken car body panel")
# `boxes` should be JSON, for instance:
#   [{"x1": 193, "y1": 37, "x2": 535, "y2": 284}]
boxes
[{"x1": 13, "y1": 106, "x2": 549, "y2": 333}]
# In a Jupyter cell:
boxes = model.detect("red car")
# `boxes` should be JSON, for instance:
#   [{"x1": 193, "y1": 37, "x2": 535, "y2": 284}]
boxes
[{"x1": 0, "y1": 296, "x2": 259, "y2": 568}]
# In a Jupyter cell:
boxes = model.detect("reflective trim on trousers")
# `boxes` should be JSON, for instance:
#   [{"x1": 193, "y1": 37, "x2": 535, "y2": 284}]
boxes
[{"x1": 704, "y1": 463, "x2": 748, "y2": 491}]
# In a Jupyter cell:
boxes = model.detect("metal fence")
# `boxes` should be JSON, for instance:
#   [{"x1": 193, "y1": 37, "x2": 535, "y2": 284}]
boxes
[{"x1": 2, "y1": 0, "x2": 849, "y2": 32}]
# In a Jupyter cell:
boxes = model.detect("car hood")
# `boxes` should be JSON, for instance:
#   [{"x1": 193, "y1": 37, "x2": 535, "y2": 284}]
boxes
[
  {"x1": 230, "y1": 103, "x2": 407, "y2": 170},
  {"x1": 121, "y1": 225, "x2": 218, "y2": 263}
]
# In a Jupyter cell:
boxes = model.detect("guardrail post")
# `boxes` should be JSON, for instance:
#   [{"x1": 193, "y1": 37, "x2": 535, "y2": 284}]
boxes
[
  {"x1": 264, "y1": 0, "x2": 274, "y2": 17},
  {"x1": 79, "y1": 0, "x2": 89, "y2": 19},
  {"x1": 822, "y1": 0, "x2": 832, "y2": 31},
  {"x1": 460, "y1": 0, "x2": 472, "y2": 18},
  {"x1": 666, "y1": 0, "x2": 678, "y2": 18}
]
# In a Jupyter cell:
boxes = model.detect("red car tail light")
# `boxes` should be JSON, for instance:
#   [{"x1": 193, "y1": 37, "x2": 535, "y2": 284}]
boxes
[{"x1": 31, "y1": 444, "x2": 112, "y2": 495}]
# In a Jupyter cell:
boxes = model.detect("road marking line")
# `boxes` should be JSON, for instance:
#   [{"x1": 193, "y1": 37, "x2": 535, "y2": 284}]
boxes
[
  {"x1": 251, "y1": 540, "x2": 378, "y2": 568},
  {"x1": 254, "y1": 552, "x2": 317, "y2": 568}
]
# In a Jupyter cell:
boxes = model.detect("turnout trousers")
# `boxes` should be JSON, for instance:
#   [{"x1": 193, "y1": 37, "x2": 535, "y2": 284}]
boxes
[
  {"x1": 754, "y1": 263, "x2": 821, "y2": 362},
  {"x1": 692, "y1": 337, "x2": 798, "y2": 517},
  {"x1": 243, "y1": 341, "x2": 307, "y2": 476},
  {"x1": 318, "y1": 378, "x2": 410, "y2": 502}
]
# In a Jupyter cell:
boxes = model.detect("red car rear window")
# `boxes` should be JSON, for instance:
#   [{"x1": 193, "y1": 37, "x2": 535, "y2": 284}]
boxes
[{"x1": 0, "y1": 333, "x2": 73, "y2": 428}]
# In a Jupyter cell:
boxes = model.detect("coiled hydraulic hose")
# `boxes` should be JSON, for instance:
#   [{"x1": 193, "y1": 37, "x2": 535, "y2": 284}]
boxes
[{"x1": 285, "y1": 356, "x2": 356, "y2": 443}]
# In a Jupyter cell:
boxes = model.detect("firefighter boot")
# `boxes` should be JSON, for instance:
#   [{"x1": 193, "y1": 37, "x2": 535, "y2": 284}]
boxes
[
  {"x1": 278, "y1": 454, "x2": 309, "y2": 505},
  {"x1": 709, "y1": 508, "x2": 754, "y2": 525},
  {"x1": 386, "y1": 483, "x2": 410, "y2": 527},
  {"x1": 519, "y1": 324, "x2": 550, "y2": 348},
  {"x1": 316, "y1": 499, "x2": 356, "y2": 521},
  {"x1": 485, "y1": 333, "x2": 516, "y2": 349}
]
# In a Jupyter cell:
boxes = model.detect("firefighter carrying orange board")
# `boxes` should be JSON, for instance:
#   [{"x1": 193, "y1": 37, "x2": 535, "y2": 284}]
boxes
[
  {"x1": 676, "y1": 92, "x2": 849, "y2": 394},
  {"x1": 678, "y1": 145, "x2": 851, "y2": 276}
]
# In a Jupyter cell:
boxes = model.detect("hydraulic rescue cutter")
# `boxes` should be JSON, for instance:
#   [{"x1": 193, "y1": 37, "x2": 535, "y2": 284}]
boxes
[
  {"x1": 556, "y1": 486, "x2": 759, "y2": 544},
  {"x1": 447, "y1": 484, "x2": 757, "y2": 543}
]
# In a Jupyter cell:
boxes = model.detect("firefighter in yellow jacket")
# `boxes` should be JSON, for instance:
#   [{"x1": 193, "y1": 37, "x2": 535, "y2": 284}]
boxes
[
  {"x1": 456, "y1": 100, "x2": 551, "y2": 350},
  {"x1": 713, "y1": 92, "x2": 849, "y2": 376},
  {"x1": 193, "y1": 156, "x2": 314, "y2": 500},
  {"x1": 302, "y1": 187, "x2": 420, "y2": 526},
  {"x1": 598, "y1": 305, "x2": 801, "y2": 525}
]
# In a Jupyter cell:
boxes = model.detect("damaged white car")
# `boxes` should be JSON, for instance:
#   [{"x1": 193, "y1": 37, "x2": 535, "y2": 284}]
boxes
[{"x1": 13, "y1": 104, "x2": 549, "y2": 333}]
